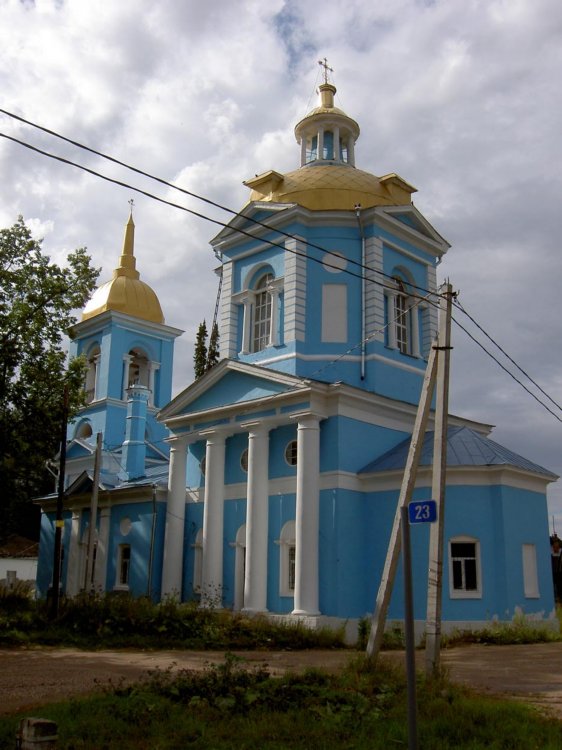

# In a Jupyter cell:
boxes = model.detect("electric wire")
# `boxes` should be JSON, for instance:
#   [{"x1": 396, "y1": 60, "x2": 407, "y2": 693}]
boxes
[
  {"x1": 2, "y1": 120, "x2": 560, "y2": 425},
  {"x1": 453, "y1": 298, "x2": 562, "y2": 413},
  {"x1": 0, "y1": 130, "x2": 407, "y2": 294},
  {"x1": 0, "y1": 108, "x2": 436, "y2": 296}
]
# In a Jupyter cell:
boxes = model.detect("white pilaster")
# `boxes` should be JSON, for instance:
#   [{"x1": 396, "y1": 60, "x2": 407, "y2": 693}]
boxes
[
  {"x1": 293, "y1": 414, "x2": 322, "y2": 616},
  {"x1": 300, "y1": 136, "x2": 307, "y2": 165},
  {"x1": 243, "y1": 423, "x2": 270, "y2": 613},
  {"x1": 333, "y1": 125, "x2": 340, "y2": 160},
  {"x1": 148, "y1": 362, "x2": 160, "y2": 406},
  {"x1": 122, "y1": 354, "x2": 132, "y2": 400},
  {"x1": 386, "y1": 291, "x2": 397, "y2": 349},
  {"x1": 410, "y1": 301, "x2": 421, "y2": 358},
  {"x1": 161, "y1": 438, "x2": 188, "y2": 597},
  {"x1": 65, "y1": 510, "x2": 81, "y2": 596},
  {"x1": 348, "y1": 136, "x2": 355, "y2": 166},
  {"x1": 94, "y1": 506, "x2": 110, "y2": 591},
  {"x1": 317, "y1": 128, "x2": 324, "y2": 161},
  {"x1": 268, "y1": 287, "x2": 280, "y2": 347},
  {"x1": 241, "y1": 296, "x2": 252, "y2": 354},
  {"x1": 201, "y1": 430, "x2": 227, "y2": 607}
]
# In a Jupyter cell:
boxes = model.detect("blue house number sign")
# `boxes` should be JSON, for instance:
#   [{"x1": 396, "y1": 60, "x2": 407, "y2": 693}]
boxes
[{"x1": 408, "y1": 499, "x2": 437, "y2": 524}]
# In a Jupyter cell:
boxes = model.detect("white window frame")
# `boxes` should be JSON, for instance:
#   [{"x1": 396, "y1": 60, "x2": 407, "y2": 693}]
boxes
[
  {"x1": 234, "y1": 271, "x2": 284, "y2": 355},
  {"x1": 284, "y1": 440, "x2": 298, "y2": 467},
  {"x1": 114, "y1": 544, "x2": 131, "y2": 591},
  {"x1": 448, "y1": 536, "x2": 482, "y2": 599},
  {"x1": 84, "y1": 346, "x2": 101, "y2": 403},
  {"x1": 385, "y1": 277, "x2": 420, "y2": 358},
  {"x1": 277, "y1": 520, "x2": 296, "y2": 597},
  {"x1": 522, "y1": 543, "x2": 540, "y2": 598}
]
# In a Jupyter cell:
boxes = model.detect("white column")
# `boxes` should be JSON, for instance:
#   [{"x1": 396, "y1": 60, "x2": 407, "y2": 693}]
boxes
[
  {"x1": 241, "y1": 296, "x2": 252, "y2": 354},
  {"x1": 122, "y1": 354, "x2": 132, "y2": 400},
  {"x1": 333, "y1": 126, "x2": 340, "y2": 161},
  {"x1": 65, "y1": 510, "x2": 81, "y2": 596},
  {"x1": 161, "y1": 438, "x2": 188, "y2": 597},
  {"x1": 201, "y1": 430, "x2": 227, "y2": 607},
  {"x1": 93, "y1": 354, "x2": 101, "y2": 400},
  {"x1": 148, "y1": 362, "x2": 160, "y2": 406},
  {"x1": 386, "y1": 291, "x2": 397, "y2": 349},
  {"x1": 243, "y1": 423, "x2": 270, "y2": 613},
  {"x1": 317, "y1": 128, "x2": 324, "y2": 161},
  {"x1": 300, "y1": 136, "x2": 307, "y2": 165},
  {"x1": 293, "y1": 414, "x2": 322, "y2": 616},
  {"x1": 268, "y1": 287, "x2": 280, "y2": 347},
  {"x1": 410, "y1": 301, "x2": 421, "y2": 358},
  {"x1": 93, "y1": 506, "x2": 110, "y2": 591},
  {"x1": 348, "y1": 136, "x2": 355, "y2": 166}
]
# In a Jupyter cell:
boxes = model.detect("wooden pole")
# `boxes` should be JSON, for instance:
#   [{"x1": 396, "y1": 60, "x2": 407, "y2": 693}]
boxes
[
  {"x1": 425, "y1": 283, "x2": 454, "y2": 675},
  {"x1": 366, "y1": 341, "x2": 439, "y2": 662},
  {"x1": 84, "y1": 432, "x2": 102, "y2": 592}
]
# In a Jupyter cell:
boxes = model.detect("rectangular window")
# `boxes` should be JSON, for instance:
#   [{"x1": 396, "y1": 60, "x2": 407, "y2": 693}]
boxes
[
  {"x1": 395, "y1": 293, "x2": 410, "y2": 354},
  {"x1": 116, "y1": 544, "x2": 131, "y2": 589},
  {"x1": 288, "y1": 545, "x2": 296, "y2": 592},
  {"x1": 522, "y1": 543, "x2": 539, "y2": 598},
  {"x1": 321, "y1": 284, "x2": 347, "y2": 342},
  {"x1": 449, "y1": 539, "x2": 481, "y2": 598}
]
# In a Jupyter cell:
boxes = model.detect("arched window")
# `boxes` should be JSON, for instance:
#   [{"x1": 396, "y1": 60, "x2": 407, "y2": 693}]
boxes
[
  {"x1": 278, "y1": 520, "x2": 296, "y2": 597},
  {"x1": 385, "y1": 275, "x2": 421, "y2": 358},
  {"x1": 252, "y1": 273, "x2": 273, "y2": 352},
  {"x1": 127, "y1": 348, "x2": 150, "y2": 388},
  {"x1": 75, "y1": 421, "x2": 93, "y2": 441}
]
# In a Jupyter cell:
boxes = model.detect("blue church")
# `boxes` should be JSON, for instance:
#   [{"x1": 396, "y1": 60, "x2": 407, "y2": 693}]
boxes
[{"x1": 37, "y1": 78, "x2": 558, "y2": 638}]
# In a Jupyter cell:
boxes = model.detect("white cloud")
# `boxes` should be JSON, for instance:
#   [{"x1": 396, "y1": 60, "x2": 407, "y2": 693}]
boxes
[{"x1": 1, "y1": 0, "x2": 562, "y2": 523}]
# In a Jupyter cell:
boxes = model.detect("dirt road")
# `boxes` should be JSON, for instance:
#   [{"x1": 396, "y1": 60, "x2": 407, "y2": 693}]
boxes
[{"x1": 2, "y1": 643, "x2": 562, "y2": 718}]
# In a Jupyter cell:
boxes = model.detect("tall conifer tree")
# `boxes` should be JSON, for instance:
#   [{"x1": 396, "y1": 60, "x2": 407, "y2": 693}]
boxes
[{"x1": 193, "y1": 320, "x2": 208, "y2": 379}]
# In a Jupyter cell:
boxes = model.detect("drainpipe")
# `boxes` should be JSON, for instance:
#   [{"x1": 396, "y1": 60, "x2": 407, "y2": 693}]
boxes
[{"x1": 355, "y1": 205, "x2": 366, "y2": 380}]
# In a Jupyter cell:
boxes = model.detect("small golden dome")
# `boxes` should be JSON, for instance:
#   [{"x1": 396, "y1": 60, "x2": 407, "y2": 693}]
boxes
[{"x1": 82, "y1": 214, "x2": 164, "y2": 324}]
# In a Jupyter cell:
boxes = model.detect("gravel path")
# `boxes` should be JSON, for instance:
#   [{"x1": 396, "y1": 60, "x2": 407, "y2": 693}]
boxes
[{"x1": 2, "y1": 643, "x2": 562, "y2": 719}]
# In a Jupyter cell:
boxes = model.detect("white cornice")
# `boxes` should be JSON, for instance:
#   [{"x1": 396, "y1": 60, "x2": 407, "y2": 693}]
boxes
[{"x1": 69, "y1": 310, "x2": 183, "y2": 340}]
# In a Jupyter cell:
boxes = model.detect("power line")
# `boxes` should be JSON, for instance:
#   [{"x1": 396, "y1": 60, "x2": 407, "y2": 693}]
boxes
[
  {"x1": 0, "y1": 108, "x2": 438, "y2": 296},
  {"x1": 3, "y1": 119, "x2": 560, "y2": 426},
  {"x1": 453, "y1": 298, "x2": 562, "y2": 413},
  {"x1": 0, "y1": 130, "x2": 405, "y2": 293}
]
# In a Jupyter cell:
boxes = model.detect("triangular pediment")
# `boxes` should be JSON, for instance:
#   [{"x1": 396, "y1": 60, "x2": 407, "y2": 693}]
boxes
[
  {"x1": 65, "y1": 439, "x2": 96, "y2": 460},
  {"x1": 65, "y1": 470, "x2": 114, "y2": 496},
  {"x1": 377, "y1": 205, "x2": 450, "y2": 253},
  {"x1": 159, "y1": 359, "x2": 307, "y2": 421},
  {"x1": 210, "y1": 201, "x2": 292, "y2": 248}
]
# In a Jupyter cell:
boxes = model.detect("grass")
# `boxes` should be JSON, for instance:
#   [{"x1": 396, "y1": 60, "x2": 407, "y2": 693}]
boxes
[
  {"x1": 0, "y1": 592, "x2": 348, "y2": 651},
  {"x1": 1, "y1": 655, "x2": 561, "y2": 749}
]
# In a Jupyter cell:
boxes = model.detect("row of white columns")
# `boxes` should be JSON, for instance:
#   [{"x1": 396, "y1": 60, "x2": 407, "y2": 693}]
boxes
[
  {"x1": 299, "y1": 126, "x2": 356, "y2": 166},
  {"x1": 161, "y1": 414, "x2": 323, "y2": 616}
]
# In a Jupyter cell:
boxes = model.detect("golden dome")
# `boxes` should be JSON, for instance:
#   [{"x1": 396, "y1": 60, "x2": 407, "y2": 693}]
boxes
[
  {"x1": 244, "y1": 79, "x2": 416, "y2": 211},
  {"x1": 245, "y1": 166, "x2": 416, "y2": 211},
  {"x1": 82, "y1": 214, "x2": 164, "y2": 324}
]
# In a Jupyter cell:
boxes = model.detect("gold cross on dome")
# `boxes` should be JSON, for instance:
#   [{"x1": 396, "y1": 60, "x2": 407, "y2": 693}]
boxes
[
  {"x1": 128, "y1": 198, "x2": 134, "y2": 216},
  {"x1": 318, "y1": 57, "x2": 333, "y2": 84}
]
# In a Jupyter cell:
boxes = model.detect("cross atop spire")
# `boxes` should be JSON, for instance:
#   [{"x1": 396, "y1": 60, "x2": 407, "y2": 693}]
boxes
[
  {"x1": 318, "y1": 57, "x2": 333, "y2": 84},
  {"x1": 128, "y1": 198, "x2": 135, "y2": 217}
]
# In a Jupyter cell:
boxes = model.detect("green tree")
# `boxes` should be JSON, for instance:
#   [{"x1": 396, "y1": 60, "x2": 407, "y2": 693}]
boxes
[
  {"x1": 193, "y1": 320, "x2": 208, "y2": 379},
  {"x1": 206, "y1": 321, "x2": 220, "y2": 371},
  {"x1": 0, "y1": 217, "x2": 99, "y2": 540}
]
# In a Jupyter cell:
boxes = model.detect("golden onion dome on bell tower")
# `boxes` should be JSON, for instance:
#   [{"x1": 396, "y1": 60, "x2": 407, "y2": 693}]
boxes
[{"x1": 82, "y1": 212, "x2": 164, "y2": 324}]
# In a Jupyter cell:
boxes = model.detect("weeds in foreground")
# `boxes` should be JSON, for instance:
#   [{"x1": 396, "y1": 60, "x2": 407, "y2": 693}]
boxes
[
  {"x1": 0, "y1": 593, "x2": 346, "y2": 650},
  {"x1": 1, "y1": 656, "x2": 561, "y2": 749}
]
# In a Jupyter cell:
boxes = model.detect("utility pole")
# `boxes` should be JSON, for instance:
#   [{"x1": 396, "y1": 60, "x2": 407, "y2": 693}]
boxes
[
  {"x1": 50, "y1": 384, "x2": 68, "y2": 619},
  {"x1": 366, "y1": 341, "x2": 439, "y2": 662},
  {"x1": 84, "y1": 431, "x2": 102, "y2": 592},
  {"x1": 425, "y1": 283, "x2": 454, "y2": 674}
]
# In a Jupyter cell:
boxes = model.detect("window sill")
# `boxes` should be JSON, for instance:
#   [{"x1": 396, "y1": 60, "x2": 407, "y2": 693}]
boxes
[{"x1": 449, "y1": 590, "x2": 482, "y2": 599}]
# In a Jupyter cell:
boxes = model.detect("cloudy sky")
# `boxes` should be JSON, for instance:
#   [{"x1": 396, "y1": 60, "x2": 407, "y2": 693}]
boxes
[{"x1": 2, "y1": 0, "x2": 562, "y2": 523}]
